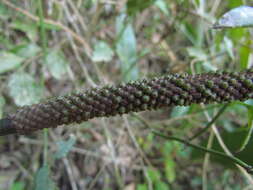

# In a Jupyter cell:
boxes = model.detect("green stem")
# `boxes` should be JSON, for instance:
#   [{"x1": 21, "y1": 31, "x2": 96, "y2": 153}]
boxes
[
  {"x1": 38, "y1": 0, "x2": 47, "y2": 56},
  {"x1": 152, "y1": 130, "x2": 253, "y2": 174},
  {"x1": 38, "y1": 0, "x2": 48, "y2": 166},
  {"x1": 189, "y1": 103, "x2": 229, "y2": 141}
]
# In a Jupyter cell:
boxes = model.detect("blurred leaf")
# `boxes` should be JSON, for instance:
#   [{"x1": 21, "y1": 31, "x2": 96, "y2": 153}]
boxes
[
  {"x1": 10, "y1": 182, "x2": 25, "y2": 190},
  {"x1": 0, "y1": 35, "x2": 13, "y2": 49},
  {"x1": 239, "y1": 40, "x2": 251, "y2": 69},
  {"x1": 223, "y1": 37, "x2": 234, "y2": 60},
  {"x1": 190, "y1": 176, "x2": 202, "y2": 187},
  {"x1": 155, "y1": 0, "x2": 169, "y2": 16},
  {"x1": 92, "y1": 41, "x2": 114, "y2": 62},
  {"x1": 162, "y1": 141, "x2": 175, "y2": 156},
  {"x1": 228, "y1": 28, "x2": 246, "y2": 42},
  {"x1": 214, "y1": 6, "x2": 253, "y2": 29},
  {"x1": 228, "y1": 0, "x2": 243, "y2": 8},
  {"x1": 35, "y1": 165, "x2": 55, "y2": 190},
  {"x1": 45, "y1": 50, "x2": 69, "y2": 80},
  {"x1": 10, "y1": 21, "x2": 37, "y2": 41},
  {"x1": 180, "y1": 21, "x2": 203, "y2": 46},
  {"x1": 15, "y1": 43, "x2": 41, "y2": 58},
  {"x1": 165, "y1": 156, "x2": 176, "y2": 183},
  {"x1": 116, "y1": 14, "x2": 139, "y2": 82},
  {"x1": 146, "y1": 168, "x2": 161, "y2": 183},
  {"x1": 170, "y1": 106, "x2": 189, "y2": 118},
  {"x1": 137, "y1": 184, "x2": 148, "y2": 190},
  {"x1": 187, "y1": 47, "x2": 207, "y2": 60},
  {"x1": 180, "y1": 22, "x2": 197, "y2": 45},
  {"x1": 187, "y1": 47, "x2": 217, "y2": 72},
  {"x1": 0, "y1": 52, "x2": 24, "y2": 74},
  {"x1": 8, "y1": 72, "x2": 44, "y2": 106},
  {"x1": 0, "y1": 4, "x2": 10, "y2": 19},
  {"x1": 0, "y1": 96, "x2": 5, "y2": 118},
  {"x1": 54, "y1": 135, "x2": 76, "y2": 159},
  {"x1": 155, "y1": 181, "x2": 170, "y2": 190},
  {"x1": 201, "y1": 61, "x2": 217, "y2": 72},
  {"x1": 127, "y1": 0, "x2": 154, "y2": 16}
]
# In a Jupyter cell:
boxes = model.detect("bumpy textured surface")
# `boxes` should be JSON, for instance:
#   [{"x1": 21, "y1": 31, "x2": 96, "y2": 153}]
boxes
[{"x1": 2, "y1": 70, "x2": 253, "y2": 135}]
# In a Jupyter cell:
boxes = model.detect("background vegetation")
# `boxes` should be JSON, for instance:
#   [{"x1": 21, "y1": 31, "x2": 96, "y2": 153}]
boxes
[{"x1": 0, "y1": 0, "x2": 253, "y2": 189}]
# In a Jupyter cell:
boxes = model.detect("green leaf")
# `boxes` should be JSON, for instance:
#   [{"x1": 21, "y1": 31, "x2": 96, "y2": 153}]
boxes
[
  {"x1": 239, "y1": 40, "x2": 251, "y2": 69},
  {"x1": 127, "y1": 0, "x2": 154, "y2": 16},
  {"x1": 155, "y1": 0, "x2": 169, "y2": 16},
  {"x1": 165, "y1": 156, "x2": 176, "y2": 183},
  {"x1": 228, "y1": 0, "x2": 243, "y2": 8},
  {"x1": 146, "y1": 168, "x2": 161, "y2": 183},
  {"x1": 15, "y1": 43, "x2": 41, "y2": 58},
  {"x1": 92, "y1": 41, "x2": 114, "y2": 62},
  {"x1": 116, "y1": 14, "x2": 139, "y2": 82},
  {"x1": 10, "y1": 182, "x2": 25, "y2": 190},
  {"x1": 35, "y1": 165, "x2": 56, "y2": 190},
  {"x1": 10, "y1": 21, "x2": 37, "y2": 41},
  {"x1": 0, "y1": 4, "x2": 10, "y2": 20},
  {"x1": 45, "y1": 50, "x2": 69, "y2": 80},
  {"x1": 137, "y1": 184, "x2": 148, "y2": 190},
  {"x1": 54, "y1": 135, "x2": 76, "y2": 159},
  {"x1": 180, "y1": 21, "x2": 203, "y2": 46},
  {"x1": 201, "y1": 61, "x2": 217, "y2": 72},
  {"x1": 187, "y1": 47, "x2": 207, "y2": 60},
  {"x1": 0, "y1": 52, "x2": 24, "y2": 74},
  {"x1": 0, "y1": 96, "x2": 5, "y2": 118},
  {"x1": 155, "y1": 181, "x2": 170, "y2": 190},
  {"x1": 8, "y1": 72, "x2": 44, "y2": 106}
]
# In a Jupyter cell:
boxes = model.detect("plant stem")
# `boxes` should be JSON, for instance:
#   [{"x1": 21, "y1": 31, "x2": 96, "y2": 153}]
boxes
[
  {"x1": 152, "y1": 130, "x2": 253, "y2": 174},
  {"x1": 189, "y1": 103, "x2": 229, "y2": 141}
]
